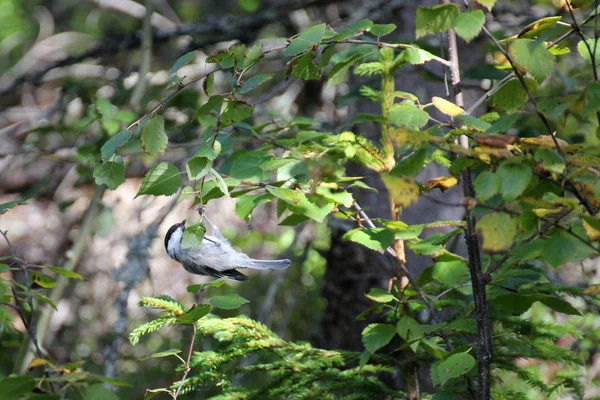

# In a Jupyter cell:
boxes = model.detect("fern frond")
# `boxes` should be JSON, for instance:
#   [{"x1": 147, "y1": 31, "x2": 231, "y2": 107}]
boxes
[{"x1": 129, "y1": 317, "x2": 176, "y2": 346}]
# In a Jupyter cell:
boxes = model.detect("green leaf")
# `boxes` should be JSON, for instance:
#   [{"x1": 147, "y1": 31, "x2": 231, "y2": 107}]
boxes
[
  {"x1": 362, "y1": 323, "x2": 396, "y2": 353},
  {"x1": 584, "y1": 81, "x2": 600, "y2": 114},
  {"x1": 535, "y1": 294, "x2": 581, "y2": 316},
  {"x1": 285, "y1": 24, "x2": 326, "y2": 57},
  {"x1": 454, "y1": 10, "x2": 485, "y2": 43},
  {"x1": 328, "y1": 53, "x2": 365, "y2": 86},
  {"x1": 542, "y1": 228, "x2": 596, "y2": 268},
  {"x1": 518, "y1": 16, "x2": 563, "y2": 39},
  {"x1": 315, "y1": 187, "x2": 353, "y2": 207},
  {"x1": 370, "y1": 24, "x2": 396, "y2": 37},
  {"x1": 290, "y1": 51, "x2": 321, "y2": 80},
  {"x1": 0, "y1": 200, "x2": 28, "y2": 214},
  {"x1": 433, "y1": 260, "x2": 468, "y2": 286},
  {"x1": 139, "y1": 348, "x2": 182, "y2": 361},
  {"x1": 32, "y1": 272, "x2": 56, "y2": 288},
  {"x1": 535, "y1": 148, "x2": 565, "y2": 174},
  {"x1": 389, "y1": 103, "x2": 429, "y2": 129},
  {"x1": 194, "y1": 95, "x2": 224, "y2": 119},
  {"x1": 221, "y1": 100, "x2": 254, "y2": 125},
  {"x1": 474, "y1": 171, "x2": 500, "y2": 202},
  {"x1": 186, "y1": 157, "x2": 213, "y2": 181},
  {"x1": 508, "y1": 39, "x2": 555, "y2": 83},
  {"x1": 342, "y1": 228, "x2": 394, "y2": 252},
  {"x1": 47, "y1": 266, "x2": 85, "y2": 280},
  {"x1": 476, "y1": 0, "x2": 496, "y2": 11},
  {"x1": 497, "y1": 162, "x2": 533, "y2": 202},
  {"x1": 382, "y1": 175, "x2": 420, "y2": 208},
  {"x1": 181, "y1": 222, "x2": 206, "y2": 249},
  {"x1": 266, "y1": 187, "x2": 303, "y2": 205},
  {"x1": 203, "y1": 73, "x2": 214, "y2": 96},
  {"x1": 0, "y1": 376, "x2": 37, "y2": 400},
  {"x1": 141, "y1": 116, "x2": 168, "y2": 157},
  {"x1": 476, "y1": 212, "x2": 517, "y2": 252},
  {"x1": 333, "y1": 19, "x2": 373, "y2": 41},
  {"x1": 93, "y1": 162, "x2": 125, "y2": 190},
  {"x1": 209, "y1": 169, "x2": 230, "y2": 197},
  {"x1": 365, "y1": 288, "x2": 396, "y2": 303},
  {"x1": 239, "y1": 0, "x2": 260, "y2": 12},
  {"x1": 456, "y1": 114, "x2": 491, "y2": 131},
  {"x1": 577, "y1": 39, "x2": 600, "y2": 65},
  {"x1": 400, "y1": 47, "x2": 437, "y2": 65},
  {"x1": 244, "y1": 44, "x2": 263, "y2": 69},
  {"x1": 389, "y1": 147, "x2": 428, "y2": 177},
  {"x1": 136, "y1": 162, "x2": 182, "y2": 197},
  {"x1": 240, "y1": 74, "x2": 272, "y2": 93},
  {"x1": 492, "y1": 78, "x2": 537, "y2": 112},
  {"x1": 432, "y1": 352, "x2": 476, "y2": 385},
  {"x1": 175, "y1": 304, "x2": 212, "y2": 324},
  {"x1": 170, "y1": 51, "x2": 198, "y2": 74},
  {"x1": 235, "y1": 193, "x2": 273, "y2": 221},
  {"x1": 187, "y1": 279, "x2": 225, "y2": 293},
  {"x1": 210, "y1": 293, "x2": 250, "y2": 309},
  {"x1": 415, "y1": 4, "x2": 460, "y2": 38},
  {"x1": 101, "y1": 129, "x2": 132, "y2": 162},
  {"x1": 34, "y1": 292, "x2": 57, "y2": 310},
  {"x1": 483, "y1": 113, "x2": 518, "y2": 134},
  {"x1": 86, "y1": 383, "x2": 120, "y2": 400},
  {"x1": 397, "y1": 316, "x2": 426, "y2": 351}
]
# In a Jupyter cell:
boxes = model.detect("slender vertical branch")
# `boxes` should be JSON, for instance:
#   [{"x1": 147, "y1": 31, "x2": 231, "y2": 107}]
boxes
[
  {"x1": 444, "y1": 1, "x2": 492, "y2": 398},
  {"x1": 173, "y1": 319, "x2": 198, "y2": 398},
  {"x1": 130, "y1": 0, "x2": 154, "y2": 108}
]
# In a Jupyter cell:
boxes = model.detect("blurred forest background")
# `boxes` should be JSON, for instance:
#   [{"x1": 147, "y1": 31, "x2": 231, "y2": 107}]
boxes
[{"x1": 1, "y1": 0, "x2": 600, "y2": 399}]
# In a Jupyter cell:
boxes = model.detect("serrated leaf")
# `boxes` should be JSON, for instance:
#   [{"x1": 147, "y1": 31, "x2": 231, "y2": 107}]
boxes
[
  {"x1": 433, "y1": 260, "x2": 468, "y2": 286},
  {"x1": 492, "y1": 78, "x2": 537, "y2": 112},
  {"x1": 285, "y1": 24, "x2": 326, "y2": 57},
  {"x1": 244, "y1": 43, "x2": 263, "y2": 69},
  {"x1": 209, "y1": 169, "x2": 230, "y2": 197},
  {"x1": 0, "y1": 200, "x2": 28, "y2": 215},
  {"x1": 170, "y1": 51, "x2": 198, "y2": 74},
  {"x1": 432, "y1": 96, "x2": 464, "y2": 116},
  {"x1": 518, "y1": 16, "x2": 562, "y2": 39},
  {"x1": 240, "y1": 74, "x2": 272, "y2": 93},
  {"x1": 456, "y1": 114, "x2": 491, "y2": 131},
  {"x1": 328, "y1": 53, "x2": 365, "y2": 86},
  {"x1": 0, "y1": 376, "x2": 37, "y2": 400},
  {"x1": 476, "y1": 0, "x2": 496, "y2": 11},
  {"x1": 290, "y1": 51, "x2": 321, "y2": 80},
  {"x1": 474, "y1": 171, "x2": 500, "y2": 202},
  {"x1": 362, "y1": 323, "x2": 396, "y2": 353},
  {"x1": 535, "y1": 148, "x2": 565, "y2": 174},
  {"x1": 577, "y1": 39, "x2": 600, "y2": 65},
  {"x1": 235, "y1": 193, "x2": 273, "y2": 221},
  {"x1": 175, "y1": 304, "x2": 211, "y2": 324},
  {"x1": 382, "y1": 175, "x2": 420, "y2": 208},
  {"x1": 203, "y1": 73, "x2": 214, "y2": 96},
  {"x1": 141, "y1": 116, "x2": 168, "y2": 157},
  {"x1": 210, "y1": 293, "x2": 250, "y2": 309},
  {"x1": 187, "y1": 278, "x2": 225, "y2": 293},
  {"x1": 47, "y1": 266, "x2": 85, "y2": 280},
  {"x1": 93, "y1": 162, "x2": 125, "y2": 190},
  {"x1": 400, "y1": 47, "x2": 436, "y2": 65},
  {"x1": 416, "y1": 4, "x2": 460, "y2": 38},
  {"x1": 101, "y1": 129, "x2": 132, "y2": 162},
  {"x1": 342, "y1": 228, "x2": 394, "y2": 252},
  {"x1": 497, "y1": 162, "x2": 533, "y2": 202},
  {"x1": 186, "y1": 157, "x2": 213, "y2": 181},
  {"x1": 476, "y1": 212, "x2": 517, "y2": 252},
  {"x1": 483, "y1": 113, "x2": 518, "y2": 134},
  {"x1": 266, "y1": 187, "x2": 304, "y2": 205},
  {"x1": 389, "y1": 103, "x2": 429, "y2": 128},
  {"x1": 454, "y1": 10, "x2": 485, "y2": 43},
  {"x1": 542, "y1": 228, "x2": 596, "y2": 268},
  {"x1": 370, "y1": 24, "x2": 396, "y2": 37},
  {"x1": 432, "y1": 352, "x2": 475, "y2": 385},
  {"x1": 221, "y1": 100, "x2": 254, "y2": 125},
  {"x1": 136, "y1": 162, "x2": 182, "y2": 197},
  {"x1": 583, "y1": 215, "x2": 600, "y2": 241},
  {"x1": 365, "y1": 288, "x2": 396, "y2": 303},
  {"x1": 333, "y1": 19, "x2": 373, "y2": 41},
  {"x1": 194, "y1": 95, "x2": 224, "y2": 120},
  {"x1": 508, "y1": 39, "x2": 555, "y2": 83},
  {"x1": 181, "y1": 223, "x2": 206, "y2": 249}
]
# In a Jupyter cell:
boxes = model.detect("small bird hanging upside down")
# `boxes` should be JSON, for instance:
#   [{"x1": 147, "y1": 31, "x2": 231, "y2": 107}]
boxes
[{"x1": 164, "y1": 211, "x2": 291, "y2": 281}]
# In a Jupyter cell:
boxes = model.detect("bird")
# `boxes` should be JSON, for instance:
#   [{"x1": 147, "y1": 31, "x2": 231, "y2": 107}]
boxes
[{"x1": 164, "y1": 215, "x2": 291, "y2": 281}]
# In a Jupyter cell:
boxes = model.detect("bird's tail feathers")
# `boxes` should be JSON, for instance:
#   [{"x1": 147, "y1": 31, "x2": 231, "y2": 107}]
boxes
[{"x1": 249, "y1": 259, "x2": 291, "y2": 270}]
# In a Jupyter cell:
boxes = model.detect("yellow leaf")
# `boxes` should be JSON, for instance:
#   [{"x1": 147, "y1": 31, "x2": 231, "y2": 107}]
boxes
[
  {"x1": 424, "y1": 176, "x2": 458, "y2": 192},
  {"x1": 27, "y1": 358, "x2": 49, "y2": 369},
  {"x1": 583, "y1": 216, "x2": 600, "y2": 241},
  {"x1": 382, "y1": 175, "x2": 420, "y2": 208},
  {"x1": 476, "y1": 212, "x2": 517, "y2": 252},
  {"x1": 582, "y1": 284, "x2": 600, "y2": 296},
  {"x1": 518, "y1": 135, "x2": 569, "y2": 149},
  {"x1": 432, "y1": 96, "x2": 464, "y2": 116}
]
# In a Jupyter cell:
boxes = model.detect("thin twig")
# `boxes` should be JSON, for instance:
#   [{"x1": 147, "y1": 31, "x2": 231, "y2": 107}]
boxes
[
  {"x1": 130, "y1": 0, "x2": 154, "y2": 108},
  {"x1": 173, "y1": 322, "x2": 197, "y2": 398}
]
